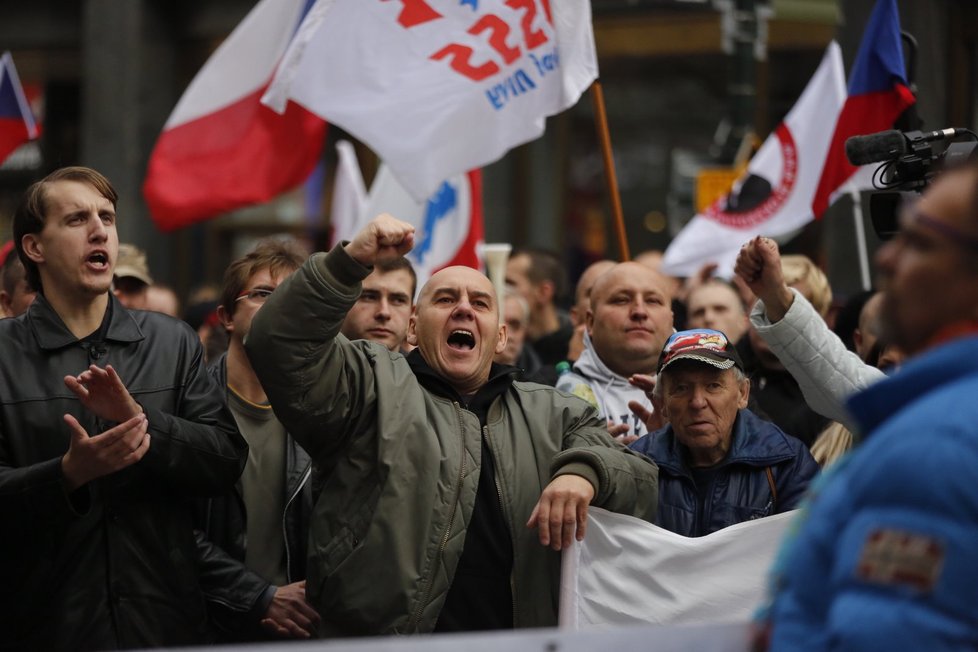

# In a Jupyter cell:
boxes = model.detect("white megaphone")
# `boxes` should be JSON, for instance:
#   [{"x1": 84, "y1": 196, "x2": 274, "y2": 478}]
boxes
[{"x1": 480, "y1": 243, "x2": 512, "y2": 319}]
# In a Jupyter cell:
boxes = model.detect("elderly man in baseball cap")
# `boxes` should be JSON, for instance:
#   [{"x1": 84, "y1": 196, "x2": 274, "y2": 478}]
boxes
[{"x1": 630, "y1": 328, "x2": 818, "y2": 537}]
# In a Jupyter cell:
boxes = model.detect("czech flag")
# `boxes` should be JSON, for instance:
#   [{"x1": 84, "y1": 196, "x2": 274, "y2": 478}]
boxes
[
  {"x1": 0, "y1": 52, "x2": 40, "y2": 166},
  {"x1": 811, "y1": 0, "x2": 916, "y2": 217},
  {"x1": 143, "y1": 0, "x2": 328, "y2": 232}
]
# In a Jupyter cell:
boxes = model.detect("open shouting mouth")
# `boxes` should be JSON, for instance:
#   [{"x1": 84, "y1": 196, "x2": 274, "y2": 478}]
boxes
[{"x1": 447, "y1": 329, "x2": 475, "y2": 351}]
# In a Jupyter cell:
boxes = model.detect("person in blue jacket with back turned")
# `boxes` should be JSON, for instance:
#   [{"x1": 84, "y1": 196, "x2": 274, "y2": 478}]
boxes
[{"x1": 760, "y1": 161, "x2": 978, "y2": 650}]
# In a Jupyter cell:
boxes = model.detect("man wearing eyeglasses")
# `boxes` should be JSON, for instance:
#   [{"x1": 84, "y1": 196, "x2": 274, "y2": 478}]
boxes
[
  {"x1": 629, "y1": 329, "x2": 818, "y2": 538},
  {"x1": 0, "y1": 166, "x2": 246, "y2": 649},
  {"x1": 195, "y1": 239, "x2": 321, "y2": 642},
  {"x1": 761, "y1": 163, "x2": 978, "y2": 650}
]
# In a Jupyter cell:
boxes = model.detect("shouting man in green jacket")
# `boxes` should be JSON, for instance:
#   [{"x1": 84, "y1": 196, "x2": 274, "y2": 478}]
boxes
[{"x1": 246, "y1": 214, "x2": 659, "y2": 636}]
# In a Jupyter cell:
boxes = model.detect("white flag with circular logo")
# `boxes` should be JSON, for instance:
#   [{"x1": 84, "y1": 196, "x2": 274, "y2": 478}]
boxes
[{"x1": 661, "y1": 42, "x2": 846, "y2": 278}]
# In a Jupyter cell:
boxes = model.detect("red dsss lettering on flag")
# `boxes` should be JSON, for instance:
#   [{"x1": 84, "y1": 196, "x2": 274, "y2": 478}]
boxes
[{"x1": 262, "y1": 0, "x2": 596, "y2": 203}]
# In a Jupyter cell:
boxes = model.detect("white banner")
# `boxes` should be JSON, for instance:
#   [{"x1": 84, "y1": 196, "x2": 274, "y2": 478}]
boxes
[
  {"x1": 175, "y1": 621, "x2": 752, "y2": 652},
  {"x1": 560, "y1": 507, "x2": 795, "y2": 629}
]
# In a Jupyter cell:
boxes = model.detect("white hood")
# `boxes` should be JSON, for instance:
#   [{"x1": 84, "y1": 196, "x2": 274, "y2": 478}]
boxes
[{"x1": 556, "y1": 332, "x2": 654, "y2": 439}]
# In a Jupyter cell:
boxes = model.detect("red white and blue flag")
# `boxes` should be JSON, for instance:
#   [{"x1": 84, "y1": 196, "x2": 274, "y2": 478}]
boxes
[
  {"x1": 662, "y1": 0, "x2": 915, "y2": 278},
  {"x1": 811, "y1": 0, "x2": 916, "y2": 216},
  {"x1": 262, "y1": 0, "x2": 596, "y2": 202},
  {"x1": 143, "y1": 0, "x2": 328, "y2": 232},
  {"x1": 0, "y1": 52, "x2": 40, "y2": 166}
]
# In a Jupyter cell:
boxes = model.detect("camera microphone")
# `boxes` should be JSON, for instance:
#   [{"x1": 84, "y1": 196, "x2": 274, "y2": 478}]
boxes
[
  {"x1": 845, "y1": 128, "x2": 971, "y2": 166},
  {"x1": 844, "y1": 130, "x2": 907, "y2": 166},
  {"x1": 851, "y1": 126, "x2": 978, "y2": 241}
]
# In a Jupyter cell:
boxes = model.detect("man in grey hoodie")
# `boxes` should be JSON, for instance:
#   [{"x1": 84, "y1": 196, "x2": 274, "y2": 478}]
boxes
[{"x1": 557, "y1": 262, "x2": 674, "y2": 443}]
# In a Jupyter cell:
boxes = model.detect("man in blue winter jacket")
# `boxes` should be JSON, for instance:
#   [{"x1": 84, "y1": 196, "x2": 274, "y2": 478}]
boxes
[
  {"x1": 758, "y1": 161, "x2": 978, "y2": 651},
  {"x1": 630, "y1": 328, "x2": 818, "y2": 538}
]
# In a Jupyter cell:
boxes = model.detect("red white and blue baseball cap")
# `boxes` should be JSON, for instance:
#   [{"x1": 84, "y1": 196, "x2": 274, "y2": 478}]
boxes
[{"x1": 657, "y1": 328, "x2": 744, "y2": 374}]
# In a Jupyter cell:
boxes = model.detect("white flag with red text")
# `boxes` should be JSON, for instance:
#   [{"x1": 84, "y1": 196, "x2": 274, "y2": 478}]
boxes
[{"x1": 263, "y1": 0, "x2": 596, "y2": 202}]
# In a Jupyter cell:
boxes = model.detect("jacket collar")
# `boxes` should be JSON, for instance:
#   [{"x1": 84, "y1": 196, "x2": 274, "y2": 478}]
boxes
[
  {"x1": 847, "y1": 334, "x2": 978, "y2": 436},
  {"x1": 27, "y1": 292, "x2": 144, "y2": 351},
  {"x1": 406, "y1": 348, "x2": 518, "y2": 413},
  {"x1": 648, "y1": 409, "x2": 797, "y2": 477}
]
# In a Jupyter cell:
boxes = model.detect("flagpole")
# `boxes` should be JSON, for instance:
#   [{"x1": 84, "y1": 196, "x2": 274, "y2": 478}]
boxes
[
  {"x1": 590, "y1": 81, "x2": 630, "y2": 262},
  {"x1": 850, "y1": 189, "x2": 872, "y2": 291}
]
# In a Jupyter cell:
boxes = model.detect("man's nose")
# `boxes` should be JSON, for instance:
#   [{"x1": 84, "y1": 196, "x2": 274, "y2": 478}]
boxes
[
  {"x1": 89, "y1": 215, "x2": 108, "y2": 240},
  {"x1": 452, "y1": 299, "x2": 475, "y2": 319},
  {"x1": 875, "y1": 238, "x2": 898, "y2": 275},
  {"x1": 375, "y1": 297, "x2": 391, "y2": 320},
  {"x1": 689, "y1": 387, "x2": 708, "y2": 407}
]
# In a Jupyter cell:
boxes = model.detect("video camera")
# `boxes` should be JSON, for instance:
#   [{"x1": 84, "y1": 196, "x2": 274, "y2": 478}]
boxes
[{"x1": 845, "y1": 127, "x2": 978, "y2": 239}]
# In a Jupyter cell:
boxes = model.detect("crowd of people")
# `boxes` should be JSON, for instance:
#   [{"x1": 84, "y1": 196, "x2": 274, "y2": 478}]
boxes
[{"x1": 0, "y1": 162, "x2": 976, "y2": 649}]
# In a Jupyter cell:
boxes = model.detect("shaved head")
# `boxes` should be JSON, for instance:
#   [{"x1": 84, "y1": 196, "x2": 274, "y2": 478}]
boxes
[
  {"x1": 418, "y1": 266, "x2": 499, "y2": 319},
  {"x1": 410, "y1": 265, "x2": 506, "y2": 395},
  {"x1": 590, "y1": 262, "x2": 673, "y2": 306},
  {"x1": 586, "y1": 262, "x2": 675, "y2": 377}
]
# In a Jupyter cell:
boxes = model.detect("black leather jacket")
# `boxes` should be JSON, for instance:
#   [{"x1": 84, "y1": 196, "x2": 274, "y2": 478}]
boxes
[
  {"x1": 194, "y1": 352, "x2": 313, "y2": 642},
  {"x1": 0, "y1": 294, "x2": 247, "y2": 651}
]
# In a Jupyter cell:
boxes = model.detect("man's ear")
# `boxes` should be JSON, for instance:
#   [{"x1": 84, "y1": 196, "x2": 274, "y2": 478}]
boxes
[
  {"x1": 406, "y1": 313, "x2": 418, "y2": 347},
  {"x1": 20, "y1": 234, "x2": 44, "y2": 265},
  {"x1": 495, "y1": 322, "x2": 508, "y2": 355},
  {"x1": 217, "y1": 305, "x2": 234, "y2": 333},
  {"x1": 534, "y1": 279, "x2": 555, "y2": 305},
  {"x1": 657, "y1": 391, "x2": 670, "y2": 421},
  {"x1": 569, "y1": 305, "x2": 581, "y2": 326},
  {"x1": 737, "y1": 376, "x2": 750, "y2": 410}
]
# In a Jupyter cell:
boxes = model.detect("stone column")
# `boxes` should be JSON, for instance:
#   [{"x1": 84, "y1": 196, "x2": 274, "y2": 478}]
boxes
[{"x1": 80, "y1": 0, "x2": 177, "y2": 282}]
